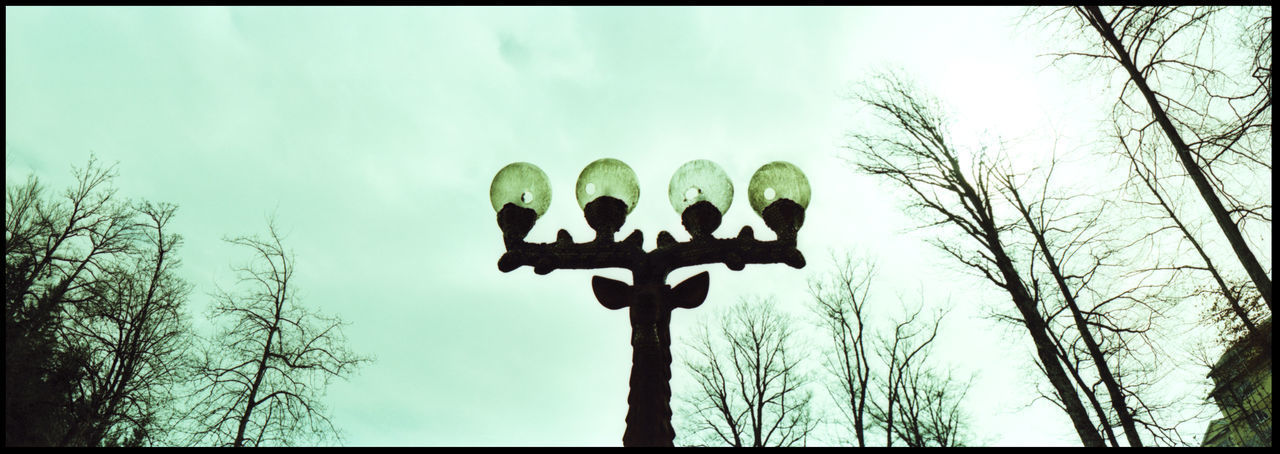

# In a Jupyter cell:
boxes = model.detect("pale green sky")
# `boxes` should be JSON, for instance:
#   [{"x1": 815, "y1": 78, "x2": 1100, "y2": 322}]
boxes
[{"x1": 6, "y1": 6, "x2": 1222, "y2": 446}]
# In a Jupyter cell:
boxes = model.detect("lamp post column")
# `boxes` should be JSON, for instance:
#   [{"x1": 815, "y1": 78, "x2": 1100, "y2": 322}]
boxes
[{"x1": 621, "y1": 273, "x2": 676, "y2": 447}]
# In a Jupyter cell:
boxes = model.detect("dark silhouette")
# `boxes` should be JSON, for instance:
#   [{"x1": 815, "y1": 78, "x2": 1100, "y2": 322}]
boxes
[
  {"x1": 1043, "y1": 6, "x2": 1272, "y2": 312},
  {"x1": 809, "y1": 252, "x2": 973, "y2": 447},
  {"x1": 869, "y1": 300, "x2": 967, "y2": 447},
  {"x1": 996, "y1": 161, "x2": 1146, "y2": 446},
  {"x1": 844, "y1": 71, "x2": 1105, "y2": 446},
  {"x1": 493, "y1": 159, "x2": 809, "y2": 447},
  {"x1": 808, "y1": 253, "x2": 876, "y2": 446},
  {"x1": 183, "y1": 219, "x2": 369, "y2": 447},
  {"x1": 675, "y1": 297, "x2": 817, "y2": 447},
  {"x1": 1112, "y1": 128, "x2": 1266, "y2": 346},
  {"x1": 6, "y1": 157, "x2": 193, "y2": 446}
]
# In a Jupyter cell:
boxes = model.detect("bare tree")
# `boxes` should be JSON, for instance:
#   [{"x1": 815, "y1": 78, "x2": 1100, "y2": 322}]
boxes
[
  {"x1": 996, "y1": 161, "x2": 1145, "y2": 446},
  {"x1": 895, "y1": 363, "x2": 972, "y2": 447},
  {"x1": 675, "y1": 297, "x2": 818, "y2": 447},
  {"x1": 808, "y1": 252, "x2": 974, "y2": 447},
  {"x1": 6, "y1": 162, "x2": 129, "y2": 446},
  {"x1": 994, "y1": 147, "x2": 1216, "y2": 446},
  {"x1": 843, "y1": 71, "x2": 1105, "y2": 446},
  {"x1": 807, "y1": 253, "x2": 874, "y2": 446},
  {"x1": 867, "y1": 299, "x2": 970, "y2": 447},
  {"x1": 1020, "y1": 7, "x2": 1271, "y2": 443},
  {"x1": 184, "y1": 220, "x2": 369, "y2": 447},
  {"x1": 1111, "y1": 125, "x2": 1265, "y2": 344},
  {"x1": 1042, "y1": 6, "x2": 1272, "y2": 311},
  {"x1": 6, "y1": 157, "x2": 195, "y2": 447},
  {"x1": 58, "y1": 201, "x2": 195, "y2": 446}
]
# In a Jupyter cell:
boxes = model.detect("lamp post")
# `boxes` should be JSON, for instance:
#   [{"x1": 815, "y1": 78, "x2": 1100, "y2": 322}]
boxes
[{"x1": 490, "y1": 158, "x2": 810, "y2": 447}]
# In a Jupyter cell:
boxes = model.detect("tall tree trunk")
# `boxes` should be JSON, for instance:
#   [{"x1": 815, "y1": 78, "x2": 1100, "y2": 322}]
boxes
[
  {"x1": 989, "y1": 238, "x2": 1105, "y2": 446},
  {"x1": 1061, "y1": 347, "x2": 1123, "y2": 447},
  {"x1": 235, "y1": 312, "x2": 280, "y2": 447},
  {"x1": 951, "y1": 156, "x2": 1105, "y2": 447},
  {"x1": 1082, "y1": 5, "x2": 1273, "y2": 311},
  {"x1": 1008, "y1": 188, "x2": 1144, "y2": 446}
]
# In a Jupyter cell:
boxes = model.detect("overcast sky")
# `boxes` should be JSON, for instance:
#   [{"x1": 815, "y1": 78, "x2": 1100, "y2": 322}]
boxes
[{"x1": 6, "y1": 6, "x2": 1220, "y2": 446}]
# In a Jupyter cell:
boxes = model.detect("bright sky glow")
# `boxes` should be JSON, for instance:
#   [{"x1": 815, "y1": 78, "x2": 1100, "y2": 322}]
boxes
[{"x1": 6, "y1": 6, "x2": 1223, "y2": 446}]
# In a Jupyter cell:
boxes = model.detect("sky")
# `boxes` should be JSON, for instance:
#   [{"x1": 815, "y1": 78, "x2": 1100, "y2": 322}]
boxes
[{"x1": 5, "y1": 6, "x2": 1225, "y2": 446}]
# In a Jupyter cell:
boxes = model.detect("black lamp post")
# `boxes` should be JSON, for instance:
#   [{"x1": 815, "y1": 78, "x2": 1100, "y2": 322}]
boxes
[{"x1": 490, "y1": 158, "x2": 810, "y2": 447}]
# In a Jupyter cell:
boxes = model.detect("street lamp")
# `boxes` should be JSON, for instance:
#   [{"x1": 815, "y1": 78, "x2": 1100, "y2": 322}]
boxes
[{"x1": 490, "y1": 158, "x2": 810, "y2": 447}]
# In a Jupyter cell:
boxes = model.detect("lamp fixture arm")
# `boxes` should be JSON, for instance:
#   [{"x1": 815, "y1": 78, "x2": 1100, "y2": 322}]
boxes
[{"x1": 497, "y1": 225, "x2": 804, "y2": 276}]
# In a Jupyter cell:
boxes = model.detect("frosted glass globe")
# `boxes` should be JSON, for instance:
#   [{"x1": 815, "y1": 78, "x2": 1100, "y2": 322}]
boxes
[
  {"x1": 576, "y1": 158, "x2": 640, "y2": 214},
  {"x1": 490, "y1": 162, "x2": 552, "y2": 218},
  {"x1": 668, "y1": 159, "x2": 733, "y2": 215},
  {"x1": 748, "y1": 161, "x2": 810, "y2": 216}
]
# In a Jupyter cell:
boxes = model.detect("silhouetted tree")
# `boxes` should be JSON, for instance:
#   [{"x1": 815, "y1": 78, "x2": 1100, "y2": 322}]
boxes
[
  {"x1": 1111, "y1": 127, "x2": 1266, "y2": 346},
  {"x1": 807, "y1": 253, "x2": 874, "y2": 446},
  {"x1": 6, "y1": 157, "x2": 192, "y2": 446},
  {"x1": 996, "y1": 161, "x2": 1145, "y2": 446},
  {"x1": 808, "y1": 252, "x2": 974, "y2": 447},
  {"x1": 1024, "y1": 7, "x2": 1271, "y2": 443},
  {"x1": 58, "y1": 201, "x2": 194, "y2": 446},
  {"x1": 1043, "y1": 6, "x2": 1272, "y2": 312},
  {"x1": 675, "y1": 297, "x2": 818, "y2": 447},
  {"x1": 843, "y1": 71, "x2": 1105, "y2": 446},
  {"x1": 184, "y1": 220, "x2": 369, "y2": 447},
  {"x1": 867, "y1": 298, "x2": 969, "y2": 447}
]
